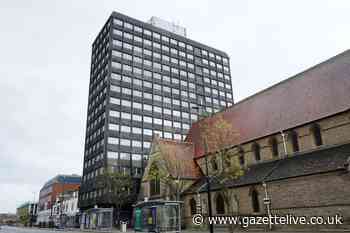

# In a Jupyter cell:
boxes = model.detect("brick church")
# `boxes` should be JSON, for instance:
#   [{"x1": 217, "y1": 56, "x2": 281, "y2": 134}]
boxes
[{"x1": 139, "y1": 50, "x2": 350, "y2": 231}]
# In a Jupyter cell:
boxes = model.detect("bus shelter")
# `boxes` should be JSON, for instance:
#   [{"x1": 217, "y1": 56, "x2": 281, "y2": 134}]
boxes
[{"x1": 134, "y1": 200, "x2": 182, "y2": 233}]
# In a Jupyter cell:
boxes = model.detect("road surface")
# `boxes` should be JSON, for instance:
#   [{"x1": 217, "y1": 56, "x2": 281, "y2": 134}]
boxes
[
  {"x1": 1, "y1": 225, "x2": 350, "y2": 233},
  {"x1": 0, "y1": 226, "x2": 83, "y2": 233}
]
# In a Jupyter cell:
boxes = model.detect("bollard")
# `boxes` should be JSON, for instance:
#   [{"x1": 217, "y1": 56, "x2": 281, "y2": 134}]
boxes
[{"x1": 120, "y1": 221, "x2": 127, "y2": 232}]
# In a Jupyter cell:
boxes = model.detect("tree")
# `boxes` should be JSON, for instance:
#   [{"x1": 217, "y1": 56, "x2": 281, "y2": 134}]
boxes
[
  {"x1": 199, "y1": 115, "x2": 244, "y2": 233},
  {"x1": 18, "y1": 208, "x2": 30, "y2": 226},
  {"x1": 96, "y1": 170, "x2": 133, "y2": 225}
]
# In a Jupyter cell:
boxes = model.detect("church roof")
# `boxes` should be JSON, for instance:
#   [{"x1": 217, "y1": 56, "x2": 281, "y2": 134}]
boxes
[
  {"x1": 145, "y1": 138, "x2": 201, "y2": 180},
  {"x1": 183, "y1": 142, "x2": 350, "y2": 194},
  {"x1": 186, "y1": 50, "x2": 350, "y2": 158}
]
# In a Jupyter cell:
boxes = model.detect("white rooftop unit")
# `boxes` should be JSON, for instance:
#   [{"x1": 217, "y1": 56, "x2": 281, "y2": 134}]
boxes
[{"x1": 148, "y1": 16, "x2": 186, "y2": 37}]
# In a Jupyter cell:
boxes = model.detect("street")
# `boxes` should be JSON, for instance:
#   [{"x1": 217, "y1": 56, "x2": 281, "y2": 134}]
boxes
[
  {"x1": 0, "y1": 226, "x2": 82, "y2": 233},
  {"x1": 2, "y1": 225, "x2": 350, "y2": 233}
]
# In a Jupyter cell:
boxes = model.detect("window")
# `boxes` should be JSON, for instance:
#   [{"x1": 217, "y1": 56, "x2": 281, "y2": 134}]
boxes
[
  {"x1": 143, "y1": 141, "x2": 151, "y2": 148},
  {"x1": 252, "y1": 143, "x2": 261, "y2": 161},
  {"x1": 190, "y1": 198, "x2": 196, "y2": 215},
  {"x1": 154, "y1": 118, "x2": 162, "y2": 125},
  {"x1": 133, "y1": 127, "x2": 142, "y2": 134},
  {"x1": 111, "y1": 73, "x2": 121, "y2": 81},
  {"x1": 124, "y1": 22, "x2": 133, "y2": 30},
  {"x1": 132, "y1": 140, "x2": 142, "y2": 147},
  {"x1": 113, "y1": 29, "x2": 123, "y2": 37},
  {"x1": 124, "y1": 33, "x2": 133, "y2": 40},
  {"x1": 154, "y1": 84, "x2": 162, "y2": 91},
  {"x1": 153, "y1": 33, "x2": 160, "y2": 40},
  {"x1": 122, "y1": 88, "x2": 131, "y2": 95},
  {"x1": 310, "y1": 123, "x2": 323, "y2": 146},
  {"x1": 107, "y1": 151, "x2": 118, "y2": 160},
  {"x1": 144, "y1": 29, "x2": 152, "y2": 36},
  {"x1": 251, "y1": 189, "x2": 260, "y2": 213},
  {"x1": 164, "y1": 132, "x2": 172, "y2": 139},
  {"x1": 144, "y1": 104, "x2": 152, "y2": 111},
  {"x1": 110, "y1": 97, "x2": 120, "y2": 105},
  {"x1": 154, "y1": 106, "x2": 162, "y2": 113},
  {"x1": 134, "y1": 46, "x2": 142, "y2": 54},
  {"x1": 133, "y1": 114, "x2": 142, "y2": 122},
  {"x1": 290, "y1": 131, "x2": 299, "y2": 152},
  {"x1": 109, "y1": 110, "x2": 120, "y2": 118},
  {"x1": 173, "y1": 122, "x2": 181, "y2": 128},
  {"x1": 134, "y1": 67, "x2": 142, "y2": 75},
  {"x1": 110, "y1": 85, "x2": 120, "y2": 93},
  {"x1": 133, "y1": 90, "x2": 142, "y2": 98},
  {"x1": 215, "y1": 194, "x2": 225, "y2": 214},
  {"x1": 120, "y1": 139, "x2": 131, "y2": 147},
  {"x1": 121, "y1": 125, "x2": 131, "y2": 133},
  {"x1": 112, "y1": 50, "x2": 122, "y2": 58},
  {"x1": 150, "y1": 174, "x2": 160, "y2": 196},
  {"x1": 113, "y1": 18, "x2": 123, "y2": 26},
  {"x1": 238, "y1": 147, "x2": 245, "y2": 166},
  {"x1": 144, "y1": 92, "x2": 152, "y2": 100},
  {"x1": 134, "y1": 36, "x2": 142, "y2": 43},
  {"x1": 144, "y1": 70, "x2": 152, "y2": 78},
  {"x1": 121, "y1": 112, "x2": 131, "y2": 120},
  {"x1": 164, "y1": 120, "x2": 172, "y2": 127},
  {"x1": 144, "y1": 49, "x2": 152, "y2": 56},
  {"x1": 109, "y1": 123, "x2": 119, "y2": 131},
  {"x1": 111, "y1": 62, "x2": 121, "y2": 69},
  {"x1": 144, "y1": 116, "x2": 152, "y2": 123},
  {"x1": 134, "y1": 26, "x2": 142, "y2": 33},
  {"x1": 143, "y1": 129, "x2": 153, "y2": 136},
  {"x1": 143, "y1": 81, "x2": 152, "y2": 88},
  {"x1": 108, "y1": 137, "x2": 119, "y2": 145},
  {"x1": 269, "y1": 137, "x2": 279, "y2": 157},
  {"x1": 121, "y1": 99, "x2": 131, "y2": 107},
  {"x1": 211, "y1": 159, "x2": 218, "y2": 171}
]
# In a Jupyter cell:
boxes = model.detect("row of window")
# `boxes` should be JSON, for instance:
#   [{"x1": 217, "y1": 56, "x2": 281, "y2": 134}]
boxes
[
  {"x1": 112, "y1": 37, "x2": 229, "y2": 73},
  {"x1": 108, "y1": 122, "x2": 187, "y2": 137},
  {"x1": 112, "y1": 18, "x2": 229, "y2": 64},
  {"x1": 108, "y1": 103, "x2": 195, "y2": 124},
  {"x1": 111, "y1": 41, "x2": 230, "y2": 76},
  {"x1": 111, "y1": 63, "x2": 232, "y2": 96},
  {"x1": 110, "y1": 53, "x2": 232, "y2": 90},
  {"x1": 209, "y1": 124, "x2": 324, "y2": 170},
  {"x1": 110, "y1": 72, "x2": 232, "y2": 100},
  {"x1": 188, "y1": 190, "x2": 260, "y2": 215}
]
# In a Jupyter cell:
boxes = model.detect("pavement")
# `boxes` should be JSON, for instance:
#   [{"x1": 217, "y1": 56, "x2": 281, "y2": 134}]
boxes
[{"x1": 2, "y1": 225, "x2": 350, "y2": 233}]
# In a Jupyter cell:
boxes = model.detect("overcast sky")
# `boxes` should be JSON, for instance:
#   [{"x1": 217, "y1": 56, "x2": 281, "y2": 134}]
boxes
[{"x1": 0, "y1": 0, "x2": 349, "y2": 213}]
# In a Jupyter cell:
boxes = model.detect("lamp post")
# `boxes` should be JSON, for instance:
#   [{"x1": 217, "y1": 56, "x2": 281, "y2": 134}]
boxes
[
  {"x1": 204, "y1": 152, "x2": 214, "y2": 233},
  {"x1": 280, "y1": 131, "x2": 288, "y2": 156},
  {"x1": 262, "y1": 182, "x2": 272, "y2": 230},
  {"x1": 60, "y1": 175, "x2": 66, "y2": 229},
  {"x1": 192, "y1": 106, "x2": 214, "y2": 233}
]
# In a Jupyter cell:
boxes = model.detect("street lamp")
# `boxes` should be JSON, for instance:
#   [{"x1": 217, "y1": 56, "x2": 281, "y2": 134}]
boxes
[
  {"x1": 192, "y1": 106, "x2": 214, "y2": 233},
  {"x1": 60, "y1": 175, "x2": 66, "y2": 229},
  {"x1": 280, "y1": 131, "x2": 288, "y2": 156},
  {"x1": 262, "y1": 182, "x2": 272, "y2": 230}
]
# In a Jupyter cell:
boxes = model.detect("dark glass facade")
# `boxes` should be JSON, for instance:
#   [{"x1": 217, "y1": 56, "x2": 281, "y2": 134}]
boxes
[{"x1": 79, "y1": 12, "x2": 233, "y2": 210}]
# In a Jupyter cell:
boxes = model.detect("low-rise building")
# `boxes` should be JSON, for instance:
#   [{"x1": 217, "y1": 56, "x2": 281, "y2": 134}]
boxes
[
  {"x1": 51, "y1": 190, "x2": 79, "y2": 228},
  {"x1": 16, "y1": 202, "x2": 37, "y2": 226},
  {"x1": 36, "y1": 174, "x2": 81, "y2": 227}
]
